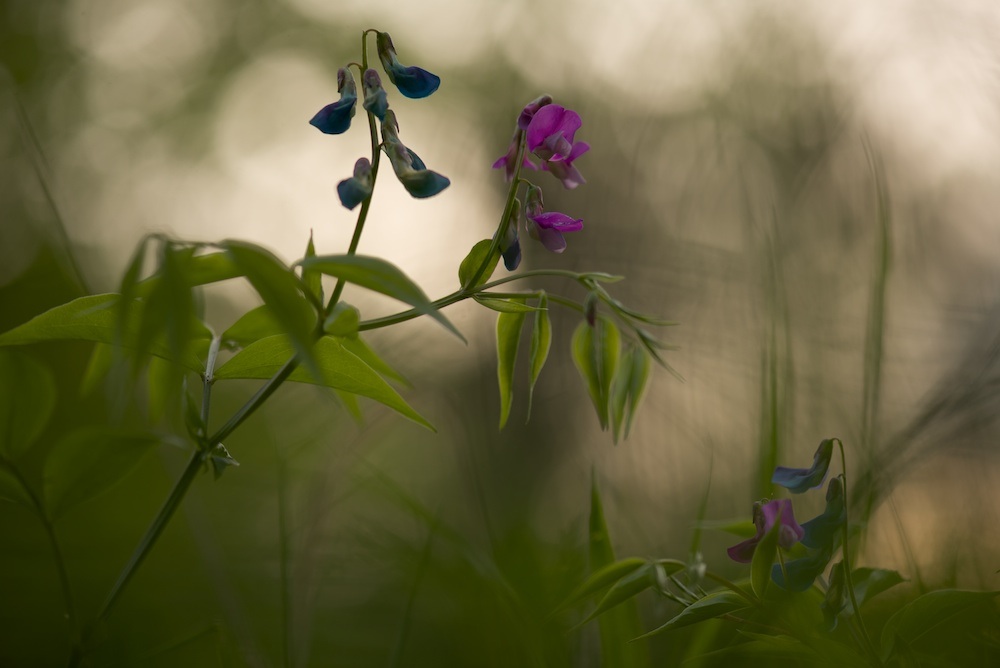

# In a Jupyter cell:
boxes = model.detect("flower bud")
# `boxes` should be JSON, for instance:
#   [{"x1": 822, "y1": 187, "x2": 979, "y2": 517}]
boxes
[{"x1": 361, "y1": 69, "x2": 389, "y2": 120}]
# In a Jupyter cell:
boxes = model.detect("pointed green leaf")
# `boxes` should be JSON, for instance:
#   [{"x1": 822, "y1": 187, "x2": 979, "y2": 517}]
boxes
[
  {"x1": 0, "y1": 294, "x2": 209, "y2": 370},
  {"x1": 581, "y1": 563, "x2": 656, "y2": 626},
  {"x1": 571, "y1": 317, "x2": 621, "y2": 430},
  {"x1": 527, "y1": 292, "x2": 551, "y2": 420},
  {"x1": 324, "y1": 302, "x2": 360, "y2": 338},
  {"x1": 458, "y1": 239, "x2": 500, "y2": 289},
  {"x1": 301, "y1": 232, "x2": 323, "y2": 302},
  {"x1": 223, "y1": 240, "x2": 320, "y2": 378},
  {"x1": 496, "y1": 305, "x2": 526, "y2": 428},
  {"x1": 339, "y1": 336, "x2": 410, "y2": 386},
  {"x1": 849, "y1": 567, "x2": 906, "y2": 611},
  {"x1": 43, "y1": 428, "x2": 161, "y2": 520},
  {"x1": 0, "y1": 464, "x2": 35, "y2": 509},
  {"x1": 0, "y1": 350, "x2": 57, "y2": 461},
  {"x1": 133, "y1": 251, "x2": 241, "y2": 297},
  {"x1": 80, "y1": 342, "x2": 114, "y2": 397},
  {"x1": 214, "y1": 335, "x2": 433, "y2": 430},
  {"x1": 609, "y1": 351, "x2": 631, "y2": 444},
  {"x1": 334, "y1": 389, "x2": 364, "y2": 423},
  {"x1": 301, "y1": 254, "x2": 463, "y2": 341},
  {"x1": 880, "y1": 589, "x2": 999, "y2": 659},
  {"x1": 221, "y1": 305, "x2": 287, "y2": 350},
  {"x1": 625, "y1": 347, "x2": 652, "y2": 438},
  {"x1": 634, "y1": 590, "x2": 751, "y2": 640},
  {"x1": 560, "y1": 558, "x2": 649, "y2": 612},
  {"x1": 473, "y1": 295, "x2": 544, "y2": 313},
  {"x1": 146, "y1": 354, "x2": 184, "y2": 424}
]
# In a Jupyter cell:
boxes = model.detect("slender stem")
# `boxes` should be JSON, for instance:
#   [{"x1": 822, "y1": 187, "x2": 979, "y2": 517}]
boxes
[
  {"x1": 207, "y1": 357, "x2": 300, "y2": 447},
  {"x1": 327, "y1": 31, "x2": 382, "y2": 313},
  {"x1": 836, "y1": 439, "x2": 881, "y2": 666},
  {"x1": 200, "y1": 335, "x2": 221, "y2": 444},
  {"x1": 464, "y1": 136, "x2": 528, "y2": 290}
]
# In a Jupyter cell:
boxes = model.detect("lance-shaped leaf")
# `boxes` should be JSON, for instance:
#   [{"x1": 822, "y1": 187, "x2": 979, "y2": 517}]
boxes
[
  {"x1": 0, "y1": 350, "x2": 56, "y2": 461},
  {"x1": 578, "y1": 562, "x2": 656, "y2": 628},
  {"x1": 527, "y1": 292, "x2": 551, "y2": 420},
  {"x1": 634, "y1": 590, "x2": 751, "y2": 640},
  {"x1": 340, "y1": 336, "x2": 410, "y2": 387},
  {"x1": 301, "y1": 233, "x2": 323, "y2": 302},
  {"x1": 0, "y1": 294, "x2": 209, "y2": 370},
  {"x1": 880, "y1": 589, "x2": 1000, "y2": 661},
  {"x1": 133, "y1": 251, "x2": 241, "y2": 298},
  {"x1": 496, "y1": 304, "x2": 526, "y2": 428},
  {"x1": 571, "y1": 317, "x2": 621, "y2": 430},
  {"x1": 43, "y1": 428, "x2": 161, "y2": 520},
  {"x1": 301, "y1": 254, "x2": 463, "y2": 341},
  {"x1": 458, "y1": 239, "x2": 500, "y2": 289},
  {"x1": 473, "y1": 295, "x2": 544, "y2": 313},
  {"x1": 214, "y1": 335, "x2": 432, "y2": 430},
  {"x1": 223, "y1": 241, "x2": 320, "y2": 378},
  {"x1": 558, "y1": 558, "x2": 649, "y2": 613},
  {"x1": 324, "y1": 303, "x2": 360, "y2": 338}
]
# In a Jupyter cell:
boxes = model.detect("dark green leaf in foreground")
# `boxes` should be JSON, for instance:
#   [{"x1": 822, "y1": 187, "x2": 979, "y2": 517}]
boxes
[
  {"x1": 580, "y1": 562, "x2": 656, "y2": 626},
  {"x1": 133, "y1": 251, "x2": 241, "y2": 298},
  {"x1": 750, "y1": 508, "x2": 782, "y2": 600},
  {"x1": 496, "y1": 304, "x2": 526, "y2": 429},
  {"x1": 0, "y1": 465, "x2": 34, "y2": 509},
  {"x1": 880, "y1": 589, "x2": 999, "y2": 660},
  {"x1": 43, "y1": 428, "x2": 161, "y2": 520},
  {"x1": 634, "y1": 590, "x2": 751, "y2": 640},
  {"x1": 324, "y1": 302, "x2": 361, "y2": 338},
  {"x1": 301, "y1": 232, "x2": 323, "y2": 302},
  {"x1": 458, "y1": 238, "x2": 499, "y2": 289},
  {"x1": 559, "y1": 557, "x2": 649, "y2": 612},
  {"x1": 214, "y1": 335, "x2": 432, "y2": 430},
  {"x1": 0, "y1": 294, "x2": 209, "y2": 370},
  {"x1": 0, "y1": 350, "x2": 56, "y2": 461},
  {"x1": 302, "y1": 254, "x2": 463, "y2": 340}
]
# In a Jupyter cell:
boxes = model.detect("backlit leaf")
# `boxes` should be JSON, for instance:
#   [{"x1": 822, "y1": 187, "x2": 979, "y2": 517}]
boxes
[
  {"x1": 458, "y1": 239, "x2": 499, "y2": 289},
  {"x1": 634, "y1": 590, "x2": 751, "y2": 640},
  {"x1": 0, "y1": 350, "x2": 56, "y2": 461},
  {"x1": 527, "y1": 292, "x2": 551, "y2": 420},
  {"x1": 496, "y1": 304, "x2": 526, "y2": 429}
]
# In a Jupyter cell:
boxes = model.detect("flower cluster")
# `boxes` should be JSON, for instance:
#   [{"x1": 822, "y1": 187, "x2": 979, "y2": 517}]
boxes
[
  {"x1": 492, "y1": 95, "x2": 588, "y2": 270},
  {"x1": 309, "y1": 31, "x2": 448, "y2": 209},
  {"x1": 727, "y1": 438, "x2": 846, "y2": 592}
]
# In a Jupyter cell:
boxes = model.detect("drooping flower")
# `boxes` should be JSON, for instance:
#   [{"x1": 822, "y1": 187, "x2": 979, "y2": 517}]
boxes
[
  {"x1": 499, "y1": 198, "x2": 521, "y2": 270},
  {"x1": 526, "y1": 104, "x2": 583, "y2": 161},
  {"x1": 376, "y1": 32, "x2": 440, "y2": 99},
  {"x1": 491, "y1": 128, "x2": 538, "y2": 182},
  {"x1": 361, "y1": 69, "x2": 389, "y2": 121},
  {"x1": 517, "y1": 94, "x2": 553, "y2": 131},
  {"x1": 770, "y1": 477, "x2": 847, "y2": 592},
  {"x1": 726, "y1": 498, "x2": 804, "y2": 564},
  {"x1": 540, "y1": 140, "x2": 589, "y2": 189},
  {"x1": 772, "y1": 438, "x2": 835, "y2": 493},
  {"x1": 381, "y1": 111, "x2": 450, "y2": 199},
  {"x1": 336, "y1": 157, "x2": 373, "y2": 210},
  {"x1": 523, "y1": 184, "x2": 583, "y2": 253},
  {"x1": 310, "y1": 67, "x2": 357, "y2": 135}
]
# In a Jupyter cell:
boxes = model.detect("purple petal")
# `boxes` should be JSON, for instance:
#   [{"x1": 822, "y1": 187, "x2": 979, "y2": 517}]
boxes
[
  {"x1": 727, "y1": 537, "x2": 761, "y2": 564},
  {"x1": 309, "y1": 96, "x2": 357, "y2": 135},
  {"x1": 772, "y1": 439, "x2": 835, "y2": 494},
  {"x1": 529, "y1": 211, "x2": 584, "y2": 232},
  {"x1": 762, "y1": 499, "x2": 805, "y2": 547},
  {"x1": 526, "y1": 105, "x2": 582, "y2": 156},
  {"x1": 544, "y1": 159, "x2": 586, "y2": 189}
]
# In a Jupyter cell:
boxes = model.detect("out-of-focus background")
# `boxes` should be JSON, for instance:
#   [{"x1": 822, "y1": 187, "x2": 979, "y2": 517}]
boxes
[{"x1": 3, "y1": 0, "x2": 1000, "y2": 665}]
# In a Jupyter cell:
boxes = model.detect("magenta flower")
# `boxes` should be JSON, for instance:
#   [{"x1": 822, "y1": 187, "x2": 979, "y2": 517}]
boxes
[
  {"x1": 726, "y1": 499, "x2": 804, "y2": 564},
  {"x1": 491, "y1": 128, "x2": 538, "y2": 182},
  {"x1": 526, "y1": 104, "x2": 582, "y2": 161},
  {"x1": 517, "y1": 94, "x2": 553, "y2": 131},
  {"x1": 523, "y1": 184, "x2": 583, "y2": 253},
  {"x1": 540, "y1": 141, "x2": 589, "y2": 189}
]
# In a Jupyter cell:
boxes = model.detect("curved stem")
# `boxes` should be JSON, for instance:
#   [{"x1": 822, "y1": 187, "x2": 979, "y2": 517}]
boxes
[{"x1": 836, "y1": 439, "x2": 881, "y2": 666}]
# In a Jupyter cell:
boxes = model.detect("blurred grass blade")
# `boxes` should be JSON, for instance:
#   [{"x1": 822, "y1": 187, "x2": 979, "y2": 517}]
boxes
[
  {"x1": 634, "y1": 591, "x2": 750, "y2": 640},
  {"x1": 558, "y1": 558, "x2": 648, "y2": 613}
]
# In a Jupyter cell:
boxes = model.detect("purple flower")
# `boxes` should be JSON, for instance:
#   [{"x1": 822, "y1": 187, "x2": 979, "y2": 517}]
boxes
[
  {"x1": 540, "y1": 141, "x2": 589, "y2": 189},
  {"x1": 376, "y1": 32, "x2": 440, "y2": 99},
  {"x1": 517, "y1": 94, "x2": 553, "y2": 131},
  {"x1": 381, "y1": 111, "x2": 450, "y2": 199},
  {"x1": 361, "y1": 69, "x2": 389, "y2": 121},
  {"x1": 772, "y1": 438, "x2": 835, "y2": 494},
  {"x1": 726, "y1": 499, "x2": 804, "y2": 564},
  {"x1": 771, "y1": 477, "x2": 847, "y2": 592},
  {"x1": 523, "y1": 184, "x2": 583, "y2": 253},
  {"x1": 491, "y1": 128, "x2": 538, "y2": 182},
  {"x1": 499, "y1": 198, "x2": 521, "y2": 270},
  {"x1": 309, "y1": 67, "x2": 357, "y2": 135},
  {"x1": 336, "y1": 158, "x2": 373, "y2": 210},
  {"x1": 526, "y1": 104, "x2": 582, "y2": 161}
]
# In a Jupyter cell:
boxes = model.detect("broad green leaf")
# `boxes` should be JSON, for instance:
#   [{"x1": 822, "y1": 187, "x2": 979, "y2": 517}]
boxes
[
  {"x1": 80, "y1": 342, "x2": 114, "y2": 396},
  {"x1": 334, "y1": 389, "x2": 364, "y2": 423},
  {"x1": 214, "y1": 335, "x2": 433, "y2": 430},
  {"x1": 571, "y1": 317, "x2": 621, "y2": 430},
  {"x1": 146, "y1": 355, "x2": 185, "y2": 424},
  {"x1": 301, "y1": 254, "x2": 463, "y2": 341},
  {"x1": 0, "y1": 294, "x2": 209, "y2": 370},
  {"x1": 301, "y1": 233, "x2": 323, "y2": 302},
  {"x1": 625, "y1": 347, "x2": 652, "y2": 438},
  {"x1": 496, "y1": 305, "x2": 526, "y2": 429},
  {"x1": 0, "y1": 350, "x2": 56, "y2": 461},
  {"x1": 130, "y1": 244, "x2": 198, "y2": 373},
  {"x1": 43, "y1": 428, "x2": 161, "y2": 520},
  {"x1": 527, "y1": 293, "x2": 551, "y2": 420},
  {"x1": 324, "y1": 303, "x2": 360, "y2": 338},
  {"x1": 223, "y1": 241, "x2": 319, "y2": 378},
  {"x1": 609, "y1": 353, "x2": 630, "y2": 444},
  {"x1": 458, "y1": 239, "x2": 500, "y2": 289},
  {"x1": 634, "y1": 590, "x2": 751, "y2": 640},
  {"x1": 750, "y1": 509, "x2": 781, "y2": 600},
  {"x1": 560, "y1": 558, "x2": 649, "y2": 611},
  {"x1": 473, "y1": 295, "x2": 544, "y2": 313},
  {"x1": 133, "y1": 251, "x2": 241, "y2": 297},
  {"x1": 339, "y1": 336, "x2": 410, "y2": 387},
  {"x1": 580, "y1": 563, "x2": 656, "y2": 626},
  {"x1": 849, "y1": 567, "x2": 906, "y2": 611},
  {"x1": 880, "y1": 589, "x2": 999, "y2": 659},
  {"x1": 0, "y1": 464, "x2": 35, "y2": 509},
  {"x1": 221, "y1": 305, "x2": 286, "y2": 349}
]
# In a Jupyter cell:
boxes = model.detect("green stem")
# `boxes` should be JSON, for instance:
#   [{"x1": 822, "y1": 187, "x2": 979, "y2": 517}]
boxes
[
  {"x1": 207, "y1": 357, "x2": 299, "y2": 447},
  {"x1": 836, "y1": 439, "x2": 881, "y2": 666},
  {"x1": 463, "y1": 136, "x2": 527, "y2": 291}
]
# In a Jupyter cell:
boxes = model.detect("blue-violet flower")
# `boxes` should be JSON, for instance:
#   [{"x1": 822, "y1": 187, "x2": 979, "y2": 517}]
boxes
[
  {"x1": 376, "y1": 32, "x2": 440, "y2": 99},
  {"x1": 772, "y1": 438, "x2": 835, "y2": 493},
  {"x1": 499, "y1": 198, "x2": 521, "y2": 270},
  {"x1": 336, "y1": 157, "x2": 373, "y2": 210},
  {"x1": 361, "y1": 69, "x2": 389, "y2": 121},
  {"x1": 310, "y1": 67, "x2": 357, "y2": 135},
  {"x1": 381, "y1": 111, "x2": 450, "y2": 199}
]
